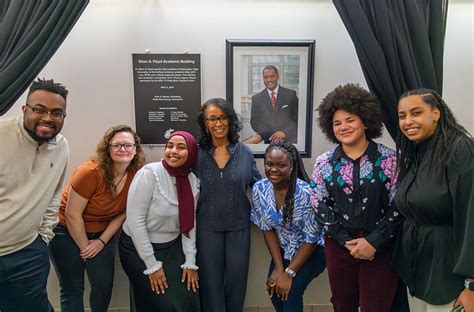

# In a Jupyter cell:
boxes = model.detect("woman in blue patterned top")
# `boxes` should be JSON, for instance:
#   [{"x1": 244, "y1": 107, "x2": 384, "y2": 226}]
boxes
[
  {"x1": 312, "y1": 84, "x2": 403, "y2": 312},
  {"x1": 251, "y1": 139, "x2": 325, "y2": 312}
]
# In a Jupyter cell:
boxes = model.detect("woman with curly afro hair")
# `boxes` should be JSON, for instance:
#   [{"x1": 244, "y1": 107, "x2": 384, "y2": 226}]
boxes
[{"x1": 311, "y1": 83, "x2": 403, "y2": 311}]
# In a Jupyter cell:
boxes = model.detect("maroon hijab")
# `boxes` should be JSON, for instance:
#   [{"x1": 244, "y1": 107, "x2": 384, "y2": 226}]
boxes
[{"x1": 161, "y1": 131, "x2": 198, "y2": 237}]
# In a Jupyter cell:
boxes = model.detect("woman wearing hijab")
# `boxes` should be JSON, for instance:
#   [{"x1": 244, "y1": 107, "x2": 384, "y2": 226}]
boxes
[{"x1": 119, "y1": 131, "x2": 200, "y2": 312}]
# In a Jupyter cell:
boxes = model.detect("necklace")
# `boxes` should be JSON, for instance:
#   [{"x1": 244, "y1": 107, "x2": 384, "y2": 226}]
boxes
[{"x1": 114, "y1": 171, "x2": 127, "y2": 187}]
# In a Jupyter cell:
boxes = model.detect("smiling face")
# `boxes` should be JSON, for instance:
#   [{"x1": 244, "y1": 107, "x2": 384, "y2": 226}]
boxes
[
  {"x1": 263, "y1": 68, "x2": 279, "y2": 91},
  {"x1": 164, "y1": 135, "x2": 189, "y2": 168},
  {"x1": 22, "y1": 90, "x2": 66, "y2": 143},
  {"x1": 109, "y1": 131, "x2": 137, "y2": 166},
  {"x1": 332, "y1": 109, "x2": 367, "y2": 147},
  {"x1": 204, "y1": 104, "x2": 229, "y2": 143},
  {"x1": 264, "y1": 148, "x2": 292, "y2": 188},
  {"x1": 398, "y1": 95, "x2": 440, "y2": 143}
]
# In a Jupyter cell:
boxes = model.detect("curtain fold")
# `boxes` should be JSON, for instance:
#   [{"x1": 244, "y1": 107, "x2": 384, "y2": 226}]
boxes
[
  {"x1": 333, "y1": 0, "x2": 448, "y2": 140},
  {"x1": 0, "y1": 0, "x2": 89, "y2": 115}
]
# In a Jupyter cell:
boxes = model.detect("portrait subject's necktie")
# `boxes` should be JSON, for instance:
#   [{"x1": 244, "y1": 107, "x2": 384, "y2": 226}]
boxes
[{"x1": 271, "y1": 91, "x2": 276, "y2": 109}]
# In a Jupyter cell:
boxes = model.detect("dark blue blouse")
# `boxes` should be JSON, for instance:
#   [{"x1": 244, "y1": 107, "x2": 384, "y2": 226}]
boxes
[{"x1": 194, "y1": 142, "x2": 262, "y2": 231}]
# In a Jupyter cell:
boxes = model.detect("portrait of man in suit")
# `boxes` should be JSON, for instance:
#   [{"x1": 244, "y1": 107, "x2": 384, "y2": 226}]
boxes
[{"x1": 250, "y1": 65, "x2": 298, "y2": 143}]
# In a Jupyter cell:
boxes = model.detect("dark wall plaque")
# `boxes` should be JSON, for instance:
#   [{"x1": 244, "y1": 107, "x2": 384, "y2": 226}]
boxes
[{"x1": 132, "y1": 53, "x2": 201, "y2": 144}]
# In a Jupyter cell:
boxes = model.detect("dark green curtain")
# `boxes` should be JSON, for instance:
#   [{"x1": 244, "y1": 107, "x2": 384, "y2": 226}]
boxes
[
  {"x1": 0, "y1": 0, "x2": 89, "y2": 115},
  {"x1": 332, "y1": 0, "x2": 448, "y2": 140}
]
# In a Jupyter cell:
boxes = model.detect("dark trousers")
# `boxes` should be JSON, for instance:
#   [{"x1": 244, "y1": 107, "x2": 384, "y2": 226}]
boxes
[
  {"x1": 269, "y1": 246, "x2": 326, "y2": 312},
  {"x1": 118, "y1": 232, "x2": 200, "y2": 312},
  {"x1": 197, "y1": 228, "x2": 250, "y2": 312},
  {"x1": 49, "y1": 225, "x2": 115, "y2": 312},
  {"x1": 0, "y1": 236, "x2": 53, "y2": 312},
  {"x1": 325, "y1": 236, "x2": 398, "y2": 312}
]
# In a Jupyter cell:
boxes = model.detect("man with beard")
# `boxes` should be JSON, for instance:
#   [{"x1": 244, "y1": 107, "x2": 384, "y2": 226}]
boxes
[{"x1": 0, "y1": 78, "x2": 69, "y2": 312}]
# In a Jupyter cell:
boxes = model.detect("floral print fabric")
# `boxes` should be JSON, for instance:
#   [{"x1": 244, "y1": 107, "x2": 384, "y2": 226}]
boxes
[
  {"x1": 310, "y1": 141, "x2": 402, "y2": 249},
  {"x1": 251, "y1": 178, "x2": 325, "y2": 261}
]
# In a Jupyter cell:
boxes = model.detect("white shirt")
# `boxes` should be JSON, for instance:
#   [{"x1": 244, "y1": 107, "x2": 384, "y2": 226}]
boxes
[
  {"x1": 122, "y1": 161, "x2": 199, "y2": 274},
  {"x1": 266, "y1": 85, "x2": 280, "y2": 98}
]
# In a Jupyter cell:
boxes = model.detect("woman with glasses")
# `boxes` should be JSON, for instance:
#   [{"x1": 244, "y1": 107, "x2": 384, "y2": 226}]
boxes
[
  {"x1": 49, "y1": 125, "x2": 145, "y2": 312},
  {"x1": 194, "y1": 98, "x2": 262, "y2": 312},
  {"x1": 119, "y1": 131, "x2": 201, "y2": 312}
]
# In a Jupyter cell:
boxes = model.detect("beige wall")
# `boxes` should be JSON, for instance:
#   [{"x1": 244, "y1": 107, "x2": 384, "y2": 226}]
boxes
[{"x1": 2, "y1": 0, "x2": 472, "y2": 309}]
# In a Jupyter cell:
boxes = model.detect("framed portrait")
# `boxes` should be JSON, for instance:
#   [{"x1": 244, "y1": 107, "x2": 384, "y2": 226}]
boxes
[{"x1": 226, "y1": 39, "x2": 315, "y2": 157}]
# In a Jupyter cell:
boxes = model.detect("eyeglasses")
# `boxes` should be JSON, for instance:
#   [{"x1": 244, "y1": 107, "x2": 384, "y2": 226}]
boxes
[
  {"x1": 205, "y1": 116, "x2": 229, "y2": 126},
  {"x1": 25, "y1": 104, "x2": 66, "y2": 122},
  {"x1": 109, "y1": 143, "x2": 136, "y2": 152}
]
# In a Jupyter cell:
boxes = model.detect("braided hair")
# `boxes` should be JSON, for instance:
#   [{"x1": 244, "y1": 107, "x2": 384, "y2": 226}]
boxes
[
  {"x1": 396, "y1": 89, "x2": 471, "y2": 180},
  {"x1": 265, "y1": 138, "x2": 310, "y2": 225}
]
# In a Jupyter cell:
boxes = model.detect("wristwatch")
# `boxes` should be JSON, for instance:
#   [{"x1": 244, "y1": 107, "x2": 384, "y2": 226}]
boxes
[
  {"x1": 465, "y1": 280, "x2": 474, "y2": 291},
  {"x1": 285, "y1": 267, "x2": 296, "y2": 278}
]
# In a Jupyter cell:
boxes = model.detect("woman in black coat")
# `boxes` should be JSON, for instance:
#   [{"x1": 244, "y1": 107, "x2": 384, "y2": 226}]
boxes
[{"x1": 392, "y1": 89, "x2": 473, "y2": 311}]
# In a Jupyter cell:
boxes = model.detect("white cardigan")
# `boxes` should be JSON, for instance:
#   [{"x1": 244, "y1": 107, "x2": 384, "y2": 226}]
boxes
[{"x1": 122, "y1": 161, "x2": 199, "y2": 274}]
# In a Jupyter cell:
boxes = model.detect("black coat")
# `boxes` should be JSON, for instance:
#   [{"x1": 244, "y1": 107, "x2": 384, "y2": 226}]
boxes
[{"x1": 392, "y1": 136, "x2": 474, "y2": 305}]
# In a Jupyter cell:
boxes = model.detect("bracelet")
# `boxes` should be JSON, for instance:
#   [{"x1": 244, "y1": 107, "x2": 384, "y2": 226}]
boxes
[
  {"x1": 285, "y1": 267, "x2": 296, "y2": 278},
  {"x1": 98, "y1": 238, "x2": 106, "y2": 246}
]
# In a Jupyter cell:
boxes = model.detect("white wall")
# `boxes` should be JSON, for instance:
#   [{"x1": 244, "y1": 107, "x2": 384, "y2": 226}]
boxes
[{"x1": 2, "y1": 0, "x2": 472, "y2": 309}]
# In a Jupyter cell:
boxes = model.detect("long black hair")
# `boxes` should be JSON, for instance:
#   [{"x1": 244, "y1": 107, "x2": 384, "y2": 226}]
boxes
[
  {"x1": 396, "y1": 89, "x2": 471, "y2": 180},
  {"x1": 265, "y1": 138, "x2": 309, "y2": 225},
  {"x1": 196, "y1": 98, "x2": 241, "y2": 151}
]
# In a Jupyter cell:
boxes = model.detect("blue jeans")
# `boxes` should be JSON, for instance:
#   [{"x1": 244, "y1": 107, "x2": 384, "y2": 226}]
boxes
[
  {"x1": 269, "y1": 246, "x2": 326, "y2": 312},
  {"x1": 49, "y1": 225, "x2": 116, "y2": 312},
  {"x1": 0, "y1": 235, "x2": 54, "y2": 312}
]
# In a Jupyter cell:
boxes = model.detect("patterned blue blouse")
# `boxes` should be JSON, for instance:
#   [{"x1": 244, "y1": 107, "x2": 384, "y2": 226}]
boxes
[
  {"x1": 251, "y1": 178, "x2": 325, "y2": 261},
  {"x1": 310, "y1": 141, "x2": 402, "y2": 249}
]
